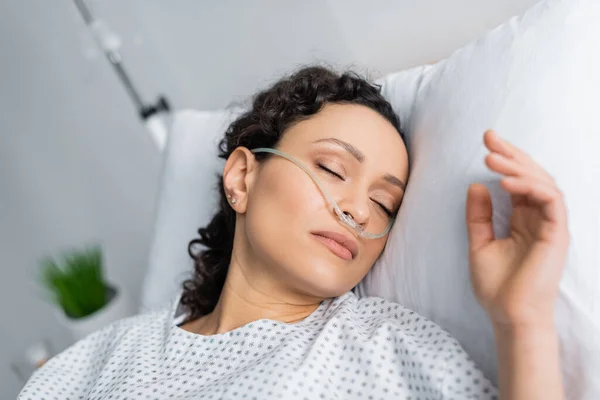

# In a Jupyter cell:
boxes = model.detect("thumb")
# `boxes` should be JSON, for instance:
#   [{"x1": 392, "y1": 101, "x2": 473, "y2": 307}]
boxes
[{"x1": 466, "y1": 183, "x2": 495, "y2": 253}]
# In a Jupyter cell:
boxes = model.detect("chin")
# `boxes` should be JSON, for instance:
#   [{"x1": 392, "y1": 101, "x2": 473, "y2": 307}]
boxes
[{"x1": 294, "y1": 256, "x2": 355, "y2": 298}]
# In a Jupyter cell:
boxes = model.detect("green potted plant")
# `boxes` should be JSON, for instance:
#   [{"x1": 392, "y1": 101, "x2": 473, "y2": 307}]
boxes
[{"x1": 39, "y1": 245, "x2": 133, "y2": 340}]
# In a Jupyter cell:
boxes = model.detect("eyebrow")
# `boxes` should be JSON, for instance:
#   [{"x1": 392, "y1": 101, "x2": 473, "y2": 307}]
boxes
[
  {"x1": 312, "y1": 137, "x2": 406, "y2": 191},
  {"x1": 384, "y1": 174, "x2": 406, "y2": 191},
  {"x1": 314, "y1": 138, "x2": 365, "y2": 162}
]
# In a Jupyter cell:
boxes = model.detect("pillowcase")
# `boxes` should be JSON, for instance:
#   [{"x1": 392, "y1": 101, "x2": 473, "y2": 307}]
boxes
[
  {"x1": 357, "y1": 0, "x2": 600, "y2": 397},
  {"x1": 140, "y1": 110, "x2": 236, "y2": 311}
]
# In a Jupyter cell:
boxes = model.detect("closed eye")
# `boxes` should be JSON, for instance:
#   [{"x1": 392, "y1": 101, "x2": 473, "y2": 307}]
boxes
[
  {"x1": 317, "y1": 163, "x2": 345, "y2": 181},
  {"x1": 317, "y1": 161, "x2": 395, "y2": 216},
  {"x1": 373, "y1": 200, "x2": 393, "y2": 217}
]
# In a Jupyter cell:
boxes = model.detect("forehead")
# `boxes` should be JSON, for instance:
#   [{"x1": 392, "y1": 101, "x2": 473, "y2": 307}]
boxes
[{"x1": 278, "y1": 103, "x2": 408, "y2": 173}]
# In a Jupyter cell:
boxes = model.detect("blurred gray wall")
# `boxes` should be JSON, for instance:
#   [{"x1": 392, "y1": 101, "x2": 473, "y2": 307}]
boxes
[{"x1": 0, "y1": 0, "x2": 538, "y2": 396}]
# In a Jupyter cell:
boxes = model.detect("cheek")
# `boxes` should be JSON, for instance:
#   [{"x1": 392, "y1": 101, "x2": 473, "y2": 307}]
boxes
[
  {"x1": 244, "y1": 166, "x2": 325, "y2": 261},
  {"x1": 248, "y1": 166, "x2": 326, "y2": 227}
]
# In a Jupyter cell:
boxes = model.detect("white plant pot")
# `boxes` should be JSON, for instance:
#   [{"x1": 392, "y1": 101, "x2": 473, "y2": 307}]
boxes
[{"x1": 56, "y1": 283, "x2": 135, "y2": 341}]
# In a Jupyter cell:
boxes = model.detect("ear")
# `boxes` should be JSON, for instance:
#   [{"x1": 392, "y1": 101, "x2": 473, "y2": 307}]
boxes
[{"x1": 222, "y1": 147, "x2": 259, "y2": 214}]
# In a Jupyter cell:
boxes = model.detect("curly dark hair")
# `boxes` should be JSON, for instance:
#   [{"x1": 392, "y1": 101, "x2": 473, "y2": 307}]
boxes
[{"x1": 180, "y1": 65, "x2": 405, "y2": 323}]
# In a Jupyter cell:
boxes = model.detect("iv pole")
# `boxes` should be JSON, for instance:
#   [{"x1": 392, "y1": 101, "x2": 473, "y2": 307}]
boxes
[{"x1": 73, "y1": 0, "x2": 171, "y2": 151}]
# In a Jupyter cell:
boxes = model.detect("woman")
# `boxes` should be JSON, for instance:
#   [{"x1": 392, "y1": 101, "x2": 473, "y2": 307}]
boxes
[{"x1": 20, "y1": 66, "x2": 568, "y2": 399}]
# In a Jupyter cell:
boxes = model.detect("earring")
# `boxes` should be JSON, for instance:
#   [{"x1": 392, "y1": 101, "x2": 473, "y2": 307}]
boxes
[{"x1": 227, "y1": 193, "x2": 237, "y2": 205}]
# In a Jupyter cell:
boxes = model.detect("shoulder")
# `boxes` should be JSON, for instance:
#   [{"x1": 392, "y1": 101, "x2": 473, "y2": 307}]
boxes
[
  {"x1": 351, "y1": 296, "x2": 476, "y2": 361},
  {"x1": 327, "y1": 291, "x2": 457, "y2": 349},
  {"x1": 53, "y1": 307, "x2": 168, "y2": 365},
  {"x1": 18, "y1": 305, "x2": 173, "y2": 399},
  {"x1": 337, "y1": 292, "x2": 443, "y2": 334},
  {"x1": 332, "y1": 292, "x2": 498, "y2": 398}
]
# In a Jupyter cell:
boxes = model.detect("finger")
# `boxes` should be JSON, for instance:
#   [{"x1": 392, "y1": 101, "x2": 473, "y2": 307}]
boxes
[
  {"x1": 500, "y1": 177, "x2": 567, "y2": 225},
  {"x1": 484, "y1": 130, "x2": 555, "y2": 182},
  {"x1": 485, "y1": 153, "x2": 555, "y2": 186},
  {"x1": 466, "y1": 183, "x2": 495, "y2": 253},
  {"x1": 484, "y1": 130, "x2": 532, "y2": 165}
]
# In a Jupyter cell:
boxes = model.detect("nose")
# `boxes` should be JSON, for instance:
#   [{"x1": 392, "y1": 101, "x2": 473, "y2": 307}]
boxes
[{"x1": 336, "y1": 192, "x2": 370, "y2": 228}]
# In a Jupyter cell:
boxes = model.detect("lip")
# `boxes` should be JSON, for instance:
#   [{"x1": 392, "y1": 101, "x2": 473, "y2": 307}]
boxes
[{"x1": 311, "y1": 230, "x2": 359, "y2": 261}]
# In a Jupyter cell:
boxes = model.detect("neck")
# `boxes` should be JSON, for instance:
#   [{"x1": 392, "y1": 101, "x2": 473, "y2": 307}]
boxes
[{"x1": 185, "y1": 253, "x2": 324, "y2": 336}]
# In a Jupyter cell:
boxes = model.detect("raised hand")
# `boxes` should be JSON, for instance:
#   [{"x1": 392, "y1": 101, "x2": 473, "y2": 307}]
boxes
[{"x1": 466, "y1": 130, "x2": 570, "y2": 329}]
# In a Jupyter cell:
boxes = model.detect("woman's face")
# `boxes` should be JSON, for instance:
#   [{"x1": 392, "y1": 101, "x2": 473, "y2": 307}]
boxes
[{"x1": 227, "y1": 103, "x2": 409, "y2": 299}]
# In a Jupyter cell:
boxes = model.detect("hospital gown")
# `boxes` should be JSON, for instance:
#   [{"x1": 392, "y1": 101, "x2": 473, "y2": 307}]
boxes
[{"x1": 19, "y1": 290, "x2": 498, "y2": 399}]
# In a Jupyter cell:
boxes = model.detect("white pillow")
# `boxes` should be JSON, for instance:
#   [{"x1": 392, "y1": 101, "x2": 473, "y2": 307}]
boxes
[
  {"x1": 358, "y1": 0, "x2": 600, "y2": 397},
  {"x1": 140, "y1": 110, "x2": 236, "y2": 311},
  {"x1": 141, "y1": 0, "x2": 599, "y2": 396}
]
